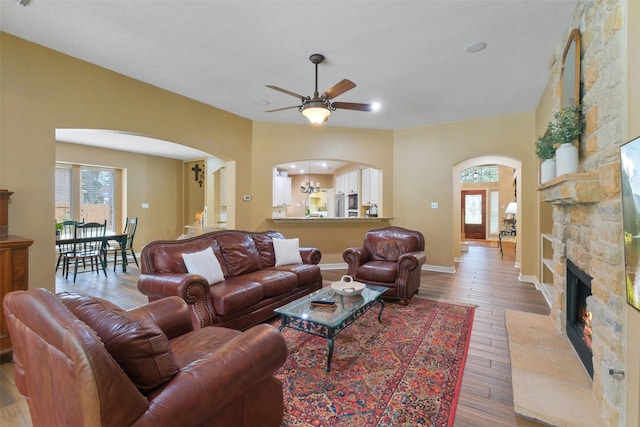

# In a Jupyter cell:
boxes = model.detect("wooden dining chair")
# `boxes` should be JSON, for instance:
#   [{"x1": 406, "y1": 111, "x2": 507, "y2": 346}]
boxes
[
  {"x1": 106, "y1": 217, "x2": 139, "y2": 271},
  {"x1": 55, "y1": 220, "x2": 83, "y2": 274},
  {"x1": 63, "y1": 220, "x2": 108, "y2": 282}
]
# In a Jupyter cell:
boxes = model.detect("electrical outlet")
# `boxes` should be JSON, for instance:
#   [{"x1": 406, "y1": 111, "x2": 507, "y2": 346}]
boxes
[
  {"x1": 431, "y1": 202, "x2": 439, "y2": 209},
  {"x1": 142, "y1": 203, "x2": 150, "y2": 209}
]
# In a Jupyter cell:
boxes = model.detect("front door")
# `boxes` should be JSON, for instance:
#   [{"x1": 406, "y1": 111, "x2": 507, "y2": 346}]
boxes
[{"x1": 462, "y1": 190, "x2": 486, "y2": 240}]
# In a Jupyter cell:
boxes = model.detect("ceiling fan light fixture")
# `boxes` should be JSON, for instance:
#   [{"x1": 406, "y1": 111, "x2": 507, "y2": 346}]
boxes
[{"x1": 301, "y1": 103, "x2": 331, "y2": 125}]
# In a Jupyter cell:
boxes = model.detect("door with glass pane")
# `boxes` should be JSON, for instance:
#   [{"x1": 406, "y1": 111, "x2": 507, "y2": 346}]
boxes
[{"x1": 462, "y1": 190, "x2": 486, "y2": 240}]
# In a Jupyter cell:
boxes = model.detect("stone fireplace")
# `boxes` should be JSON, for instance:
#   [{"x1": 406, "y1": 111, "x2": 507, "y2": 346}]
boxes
[{"x1": 538, "y1": 170, "x2": 625, "y2": 426}]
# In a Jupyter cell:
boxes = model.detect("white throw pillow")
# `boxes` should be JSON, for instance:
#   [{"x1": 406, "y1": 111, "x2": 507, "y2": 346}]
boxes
[
  {"x1": 273, "y1": 238, "x2": 303, "y2": 267},
  {"x1": 182, "y1": 247, "x2": 225, "y2": 285}
]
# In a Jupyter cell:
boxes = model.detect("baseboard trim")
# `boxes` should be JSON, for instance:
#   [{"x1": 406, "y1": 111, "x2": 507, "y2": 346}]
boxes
[{"x1": 422, "y1": 264, "x2": 456, "y2": 274}]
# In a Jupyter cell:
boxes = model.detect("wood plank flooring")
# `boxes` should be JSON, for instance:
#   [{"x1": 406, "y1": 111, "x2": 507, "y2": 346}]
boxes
[{"x1": 1, "y1": 242, "x2": 549, "y2": 426}]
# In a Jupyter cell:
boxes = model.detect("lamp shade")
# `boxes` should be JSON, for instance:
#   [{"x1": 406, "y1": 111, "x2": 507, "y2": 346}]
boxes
[
  {"x1": 505, "y1": 202, "x2": 517, "y2": 215},
  {"x1": 301, "y1": 101, "x2": 331, "y2": 124}
]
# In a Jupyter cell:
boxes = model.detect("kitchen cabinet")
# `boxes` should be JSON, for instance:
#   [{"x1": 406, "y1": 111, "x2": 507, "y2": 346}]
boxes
[
  {"x1": 347, "y1": 170, "x2": 359, "y2": 194},
  {"x1": 273, "y1": 171, "x2": 292, "y2": 207},
  {"x1": 361, "y1": 168, "x2": 381, "y2": 206},
  {"x1": 335, "y1": 174, "x2": 346, "y2": 195}
]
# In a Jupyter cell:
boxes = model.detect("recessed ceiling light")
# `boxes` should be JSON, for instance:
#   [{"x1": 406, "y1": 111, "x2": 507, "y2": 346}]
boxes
[
  {"x1": 371, "y1": 102, "x2": 381, "y2": 111},
  {"x1": 466, "y1": 42, "x2": 487, "y2": 53},
  {"x1": 254, "y1": 99, "x2": 270, "y2": 106}
]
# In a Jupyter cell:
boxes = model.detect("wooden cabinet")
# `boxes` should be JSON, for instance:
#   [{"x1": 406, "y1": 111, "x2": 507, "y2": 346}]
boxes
[
  {"x1": 273, "y1": 174, "x2": 292, "y2": 207},
  {"x1": 0, "y1": 235, "x2": 33, "y2": 355},
  {"x1": 361, "y1": 168, "x2": 381, "y2": 206}
]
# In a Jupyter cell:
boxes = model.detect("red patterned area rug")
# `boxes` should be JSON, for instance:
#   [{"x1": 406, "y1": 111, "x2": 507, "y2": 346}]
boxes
[{"x1": 275, "y1": 297, "x2": 475, "y2": 427}]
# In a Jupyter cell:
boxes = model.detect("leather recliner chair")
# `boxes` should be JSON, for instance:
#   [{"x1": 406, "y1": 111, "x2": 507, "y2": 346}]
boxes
[
  {"x1": 343, "y1": 226, "x2": 426, "y2": 304},
  {"x1": 3, "y1": 288, "x2": 288, "y2": 427}
]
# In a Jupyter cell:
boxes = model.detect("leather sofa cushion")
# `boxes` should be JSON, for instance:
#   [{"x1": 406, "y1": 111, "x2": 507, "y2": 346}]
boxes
[
  {"x1": 241, "y1": 270, "x2": 297, "y2": 297},
  {"x1": 58, "y1": 292, "x2": 179, "y2": 392},
  {"x1": 270, "y1": 263, "x2": 322, "y2": 287},
  {"x1": 356, "y1": 260, "x2": 398, "y2": 283},
  {"x1": 216, "y1": 233, "x2": 262, "y2": 276},
  {"x1": 209, "y1": 278, "x2": 265, "y2": 315},
  {"x1": 252, "y1": 231, "x2": 283, "y2": 268}
]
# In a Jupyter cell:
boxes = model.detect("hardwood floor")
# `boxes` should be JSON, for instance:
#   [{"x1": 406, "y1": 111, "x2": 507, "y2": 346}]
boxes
[{"x1": 1, "y1": 242, "x2": 548, "y2": 426}]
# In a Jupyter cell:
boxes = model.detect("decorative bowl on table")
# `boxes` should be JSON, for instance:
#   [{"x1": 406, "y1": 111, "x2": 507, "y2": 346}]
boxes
[{"x1": 331, "y1": 275, "x2": 365, "y2": 296}]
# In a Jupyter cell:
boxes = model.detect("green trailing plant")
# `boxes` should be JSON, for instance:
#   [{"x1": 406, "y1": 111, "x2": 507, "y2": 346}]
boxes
[
  {"x1": 535, "y1": 131, "x2": 557, "y2": 160},
  {"x1": 535, "y1": 100, "x2": 585, "y2": 160},
  {"x1": 553, "y1": 101, "x2": 585, "y2": 145}
]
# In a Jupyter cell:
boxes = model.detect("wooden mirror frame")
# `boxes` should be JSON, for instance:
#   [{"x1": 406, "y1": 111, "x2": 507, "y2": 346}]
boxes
[{"x1": 561, "y1": 28, "x2": 581, "y2": 108}]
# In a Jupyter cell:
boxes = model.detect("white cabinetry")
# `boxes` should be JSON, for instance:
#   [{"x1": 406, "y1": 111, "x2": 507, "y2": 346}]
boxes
[
  {"x1": 273, "y1": 170, "x2": 291, "y2": 207},
  {"x1": 335, "y1": 174, "x2": 346, "y2": 195},
  {"x1": 361, "y1": 168, "x2": 381, "y2": 206},
  {"x1": 347, "y1": 170, "x2": 359, "y2": 194}
]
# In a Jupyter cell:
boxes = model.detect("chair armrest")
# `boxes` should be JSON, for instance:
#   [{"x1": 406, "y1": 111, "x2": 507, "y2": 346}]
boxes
[
  {"x1": 144, "y1": 324, "x2": 288, "y2": 425},
  {"x1": 137, "y1": 273, "x2": 216, "y2": 328},
  {"x1": 299, "y1": 247, "x2": 321, "y2": 265},
  {"x1": 342, "y1": 247, "x2": 370, "y2": 277},
  {"x1": 397, "y1": 251, "x2": 426, "y2": 273},
  {"x1": 128, "y1": 297, "x2": 193, "y2": 339}
]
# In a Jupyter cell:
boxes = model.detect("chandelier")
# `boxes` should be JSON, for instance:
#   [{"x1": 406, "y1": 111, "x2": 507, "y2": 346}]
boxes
[{"x1": 300, "y1": 180, "x2": 320, "y2": 194}]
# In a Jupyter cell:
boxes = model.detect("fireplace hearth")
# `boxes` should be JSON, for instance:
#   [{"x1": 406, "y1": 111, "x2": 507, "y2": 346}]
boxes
[{"x1": 566, "y1": 259, "x2": 593, "y2": 378}]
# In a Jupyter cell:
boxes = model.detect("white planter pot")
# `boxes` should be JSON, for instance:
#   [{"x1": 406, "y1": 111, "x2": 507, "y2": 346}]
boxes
[
  {"x1": 556, "y1": 143, "x2": 579, "y2": 176},
  {"x1": 541, "y1": 158, "x2": 556, "y2": 183}
]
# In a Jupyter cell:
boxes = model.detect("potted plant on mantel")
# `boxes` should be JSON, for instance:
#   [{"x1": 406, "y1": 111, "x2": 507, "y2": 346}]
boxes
[
  {"x1": 553, "y1": 101, "x2": 585, "y2": 176},
  {"x1": 536, "y1": 101, "x2": 585, "y2": 183},
  {"x1": 536, "y1": 131, "x2": 558, "y2": 184}
]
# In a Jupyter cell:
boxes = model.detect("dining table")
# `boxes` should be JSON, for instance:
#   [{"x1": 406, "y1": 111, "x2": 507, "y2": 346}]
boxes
[{"x1": 56, "y1": 232, "x2": 129, "y2": 272}]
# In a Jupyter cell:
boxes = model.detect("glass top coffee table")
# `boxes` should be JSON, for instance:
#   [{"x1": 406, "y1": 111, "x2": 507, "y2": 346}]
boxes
[{"x1": 274, "y1": 284, "x2": 387, "y2": 372}]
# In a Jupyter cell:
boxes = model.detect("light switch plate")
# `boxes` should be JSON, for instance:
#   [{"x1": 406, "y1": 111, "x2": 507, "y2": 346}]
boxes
[{"x1": 431, "y1": 202, "x2": 439, "y2": 209}]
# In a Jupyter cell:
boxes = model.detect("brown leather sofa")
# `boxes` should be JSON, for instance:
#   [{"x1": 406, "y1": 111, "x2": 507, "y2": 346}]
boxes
[
  {"x1": 3, "y1": 288, "x2": 288, "y2": 427},
  {"x1": 343, "y1": 226, "x2": 426, "y2": 304},
  {"x1": 138, "y1": 230, "x2": 322, "y2": 330}
]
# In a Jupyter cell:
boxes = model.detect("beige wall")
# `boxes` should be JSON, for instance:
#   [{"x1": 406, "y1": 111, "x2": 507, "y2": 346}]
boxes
[
  {"x1": 56, "y1": 142, "x2": 183, "y2": 249},
  {"x1": 0, "y1": 33, "x2": 253, "y2": 290},
  {"x1": 393, "y1": 112, "x2": 537, "y2": 272}
]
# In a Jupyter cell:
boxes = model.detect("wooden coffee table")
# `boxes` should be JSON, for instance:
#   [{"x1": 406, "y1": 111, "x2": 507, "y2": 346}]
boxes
[{"x1": 274, "y1": 284, "x2": 387, "y2": 372}]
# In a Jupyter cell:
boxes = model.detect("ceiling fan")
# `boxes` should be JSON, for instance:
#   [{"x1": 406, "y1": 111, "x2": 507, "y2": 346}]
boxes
[{"x1": 265, "y1": 53, "x2": 375, "y2": 125}]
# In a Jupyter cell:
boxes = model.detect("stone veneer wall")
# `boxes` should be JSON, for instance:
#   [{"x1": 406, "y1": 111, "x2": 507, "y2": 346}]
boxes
[{"x1": 538, "y1": 1, "x2": 629, "y2": 426}]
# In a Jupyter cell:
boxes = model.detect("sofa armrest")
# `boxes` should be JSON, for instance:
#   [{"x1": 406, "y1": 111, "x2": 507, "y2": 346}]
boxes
[
  {"x1": 128, "y1": 297, "x2": 193, "y2": 339},
  {"x1": 299, "y1": 247, "x2": 321, "y2": 265},
  {"x1": 137, "y1": 273, "x2": 216, "y2": 328},
  {"x1": 143, "y1": 324, "x2": 288, "y2": 425},
  {"x1": 397, "y1": 251, "x2": 426, "y2": 273},
  {"x1": 342, "y1": 247, "x2": 371, "y2": 277}
]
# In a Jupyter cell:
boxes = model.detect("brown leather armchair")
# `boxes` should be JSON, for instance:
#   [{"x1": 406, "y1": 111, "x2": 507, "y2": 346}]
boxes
[
  {"x1": 343, "y1": 226, "x2": 426, "y2": 304},
  {"x1": 3, "y1": 288, "x2": 288, "y2": 427}
]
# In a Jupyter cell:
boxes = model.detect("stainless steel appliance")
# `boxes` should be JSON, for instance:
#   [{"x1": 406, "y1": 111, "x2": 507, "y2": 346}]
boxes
[
  {"x1": 335, "y1": 194, "x2": 344, "y2": 217},
  {"x1": 348, "y1": 193, "x2": 358, "y2": 210}
]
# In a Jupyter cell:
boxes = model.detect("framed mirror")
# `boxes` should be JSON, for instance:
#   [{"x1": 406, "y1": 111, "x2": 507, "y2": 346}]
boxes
[{"x1": 561, "y1": 28, "x2": 581, "y2": 108}]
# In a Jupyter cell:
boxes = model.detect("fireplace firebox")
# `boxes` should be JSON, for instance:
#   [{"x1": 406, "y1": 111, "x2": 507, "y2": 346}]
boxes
[{"x1": 566, "y1": 259, "x2": 593, "y2": 378}]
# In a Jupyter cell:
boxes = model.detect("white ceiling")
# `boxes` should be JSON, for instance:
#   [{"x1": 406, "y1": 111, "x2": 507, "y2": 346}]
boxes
[{"x1": 1, "y1": 0, "x2": 577, "y2": 158}]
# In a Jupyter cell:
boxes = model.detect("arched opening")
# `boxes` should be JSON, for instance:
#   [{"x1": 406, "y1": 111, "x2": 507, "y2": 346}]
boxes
[{"x1": 453, "y1": 156, "x2": 521, "y2": 267}]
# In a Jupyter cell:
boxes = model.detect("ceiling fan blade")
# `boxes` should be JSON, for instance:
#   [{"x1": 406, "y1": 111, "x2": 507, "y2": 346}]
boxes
[
  {"x1": 265, "y1": 105, "x2": 301, "y2": 113},
  {"x1": 265, "y1": 85, "x2": 306, "y2": 100},
  {"x1": 332, "y1": 102, "x2": 374, "y2": 112},
  {"x1": 322, "y1": 79, "x2": 356, "y2": 100}
]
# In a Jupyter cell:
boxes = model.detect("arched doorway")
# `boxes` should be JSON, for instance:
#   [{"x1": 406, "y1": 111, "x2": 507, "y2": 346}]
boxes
[{"x1": 453, "y1": 156, "x2": 521, "y2": 267}]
